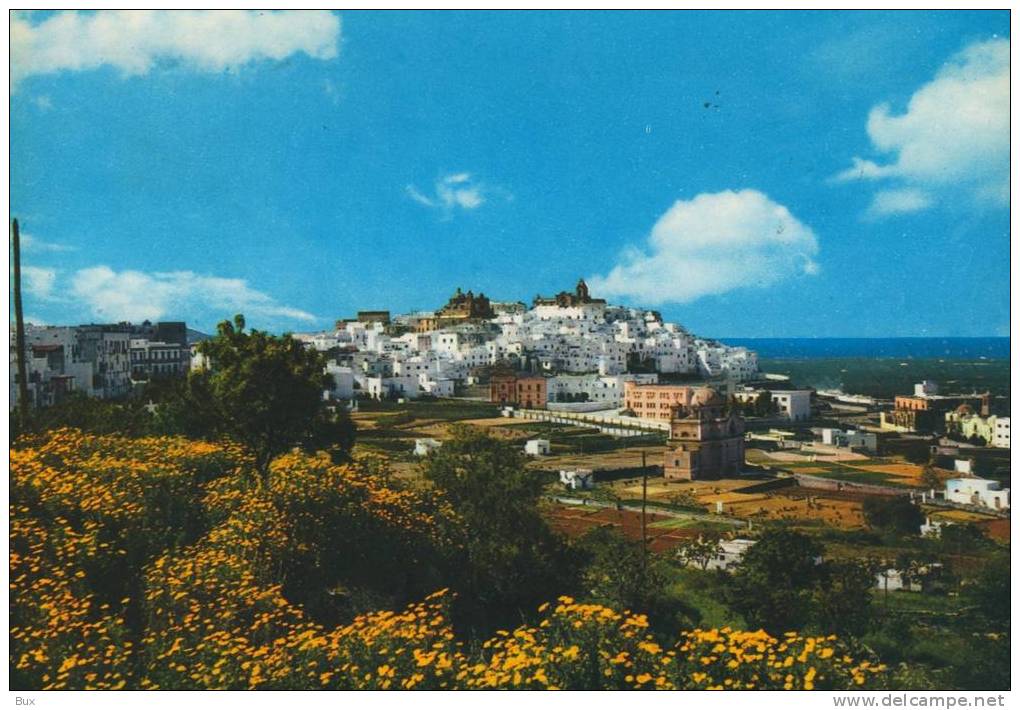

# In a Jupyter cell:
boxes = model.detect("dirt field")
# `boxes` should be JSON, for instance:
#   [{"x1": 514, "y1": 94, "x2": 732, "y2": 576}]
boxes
[
  {"x1": 977, "y1": 518, "x2": 1010, "y2": 542},
  {"x1": 847, "y1": 463, "x2": 926, "y2": 485},
  {"x1": 532, "y1": 445, "x2": 669, "y2": 472},
  {"x1": 542, "y1": 504, "x2": 717, "y2": 553},
  {"x1": 604, "y1": 475, "x2": 868, "y2": 529},
  {"x1": 717, "y1": 491, "x2": 866, "y2": 528},
  {"x1": 459, "y1": 417, "x2": 521, "y2": 428},
  {"x1": 767, "y1": 449, "x2": 870, "y2": 463}
]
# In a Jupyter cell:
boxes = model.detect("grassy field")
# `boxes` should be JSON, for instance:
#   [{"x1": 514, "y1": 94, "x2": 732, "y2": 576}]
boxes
[
  {"x1": 355, "y1": 397, "x2": 500, "y2": 421},
  {"x1": 666, "y1": 568, "x2": 744, "y2": 629}
]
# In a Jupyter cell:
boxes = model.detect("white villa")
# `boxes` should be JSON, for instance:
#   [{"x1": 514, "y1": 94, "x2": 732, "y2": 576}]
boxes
[{"x1": 945, "y1": 478, "x2": 1010, "y2": 510}]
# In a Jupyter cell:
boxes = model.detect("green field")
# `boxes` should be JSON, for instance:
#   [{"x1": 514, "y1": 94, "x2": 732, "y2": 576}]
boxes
[{"x1": 356, "y1": 397, "x2": 499, "y2": 421}]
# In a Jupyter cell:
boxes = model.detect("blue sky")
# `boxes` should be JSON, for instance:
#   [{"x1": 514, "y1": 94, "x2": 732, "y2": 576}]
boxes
[{"x1": 10, "y1": 10, "x2": 1010, "y2": 337}]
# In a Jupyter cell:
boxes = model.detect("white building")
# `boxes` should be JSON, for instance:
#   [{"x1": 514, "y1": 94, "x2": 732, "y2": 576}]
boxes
[
  {"x1": 817, "y1": 427, "x2": 878, "y2": 452},
  {"x1": 875, "y1": 569, "x2": 920, "y2": 592},
  {"x1": 704, "y1": 539, "x2": 757, "y2": 571},
  {"x1": 414, "y1": 438, "x2": 442, "y2": 457},
  {"x1": 525, "y1": 439, "x2": 551, "y2": 456},
  {"x1": 771, "y1": 390, "x2": 811, "y2": 422},
  {"x1": 559, "y1": 468, "x2": 595, "y2": 490},
  {"x1": 548, "y1": 373, "x2": 658, "y2": 408},
  {"x1": 945, "y1": 478, "x2": 1010, "y2": 510},
  {"x1": 953, "y1": 459, "x2": 975, "y2": 475},
  {"x1": 993, "y1": 417, "x2": 1010, "y2": 448},
  {"x1": 324, "y1": 362, "x2": 355, "y2": 400},
  {"x1": 920, "y1": 517, "x2": 952, "y2": 538},
  {"x1": 735, "y1": 388, "x2": 812, "y2": 421},
  {"x1": 11, "y1": 324, "x2": 138, "y2": 408},
  {"x1": 365, "y1": 375, "x2": 421, "y2": 400},
  {"x1": 421, "y1": 376, "x2": 455, "y2": 398}
]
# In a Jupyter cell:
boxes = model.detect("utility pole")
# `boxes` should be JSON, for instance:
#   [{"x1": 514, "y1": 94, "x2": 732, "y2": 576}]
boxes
[
  {"x1": 12, "y1": 218, "x2": 29, "y2": 429},
  {"x1": 641, "y1": 449, "x2": 648, "y2": 575}
]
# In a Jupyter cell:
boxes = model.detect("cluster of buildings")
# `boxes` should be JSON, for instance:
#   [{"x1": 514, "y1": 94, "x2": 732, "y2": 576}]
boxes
[
  {"x1": 944, "y1": 405, "x2": 1010, "y2": 448},
  {"x1": 296, "y1": 280, "x2": 760, "y2": 406},
  {"x1": 10, "y1": 321, "x2": 191, "y2": 409},
  {"x1": 877, "y1": 380, "x2": 1009, "y2": 449},
  {"x1": 620, "y1": 381, "x2": 812, "y2": 423}
]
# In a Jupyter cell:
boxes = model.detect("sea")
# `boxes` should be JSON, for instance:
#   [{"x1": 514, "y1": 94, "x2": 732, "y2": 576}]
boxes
[{"x1": 717, "y1": 337, "x2": 1010, "y2": 360}]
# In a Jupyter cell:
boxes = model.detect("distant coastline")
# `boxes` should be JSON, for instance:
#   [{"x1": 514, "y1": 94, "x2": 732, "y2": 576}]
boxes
[{"x1": 716, "y1": 337, "x2": 1010, "y2": 360}]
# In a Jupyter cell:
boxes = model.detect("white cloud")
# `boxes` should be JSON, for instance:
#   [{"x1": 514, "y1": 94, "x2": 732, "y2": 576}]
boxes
[
  {"x1": 587, "y1": 190, "x2": 819, "y2": 305},
  {"x1": 69, "y1": 266, "x2": 316, "y2": 324},
  {"x1": 407, "y1": 172, "x2": 506, "y2": 216},
  {"x1": 20, "y1": 233, "x2": 76, "y2": 252},
  {"x1": 865, "y1": 188, "x2": 932, "y2": 218},
  {"x1": 834, "y1": 38, "x2": 1008, "y2": 215},
  {"x1": 11, "y1": 10, "x2": 341, "y2": 86},
  {"x1": 21, "y1": 266, "x2": 58, "y2": 300}
]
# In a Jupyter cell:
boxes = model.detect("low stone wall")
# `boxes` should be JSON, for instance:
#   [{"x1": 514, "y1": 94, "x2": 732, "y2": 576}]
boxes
[
  {"x1": 547, "y1": 401, "x2": 616, "y2": 414},
  {"x1": 513, "y1": 407, "x2": 670, "y2": 434},
  {"x1": 794, "y1": 473, "x2": 908, "y2": 497}
]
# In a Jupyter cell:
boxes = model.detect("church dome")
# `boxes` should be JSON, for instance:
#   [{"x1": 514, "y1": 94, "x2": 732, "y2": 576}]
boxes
[{"x1": 692, "y1": 387, "x2": 726, "y2": 408}]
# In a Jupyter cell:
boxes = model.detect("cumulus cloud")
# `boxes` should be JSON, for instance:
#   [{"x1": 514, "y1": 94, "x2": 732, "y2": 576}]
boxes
[
  {"x1": 11, "y1": 10, "x2": 341, "y2": 86},
  {"x1": 21, "y1": 266, "x2": 58, "y2": 300},
  {"x1": 21, "y1": 233, "x2": 76, "y2": 252},
  {"x1": 833, "y1": 38, "x2": 1008, "y2": 215},
  {"x1": 407, "y1": 173, "x2": 507, "y2": 216},
  {"x1": 865, "y1": 188, "x2": 932, "y2": 218},
  {"x1": 587, "y1": 190, "x2": 819, "y2": 306},
  {"x1": 69, "y1": 266, "x2": 316, "y2": 324}
]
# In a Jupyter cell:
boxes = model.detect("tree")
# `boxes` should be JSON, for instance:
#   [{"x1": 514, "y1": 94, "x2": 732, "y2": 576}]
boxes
[
  {"x1": 964, "y1": 554, "x2": 1010, "y2": 629},
  {"x1": 920, "y1": 465, "x2": 941, "y2": 491},
  {"x1": 812, "y1": 559, "x2": 875, "y2": 637},
  {"x1": 861, "y1": 496, "x2": 924, "y2": 536},
  {"x1": 420, "y1": 425, "x2": 577, "y2": 633},
  {"x1": 575, "y1": 526, "x2": 697, "y2": 633},
  {"x1": 724, "y1": 529, "x2": 824, "y2": 634},
  {"x1": 674, "y1": 536, "x2": 722, "y2": 570},
  {"x1": 17, "y1": 391, "x2": 157, "y2": 438},
  {"x1": 576, "y1": 526, "x2": 668, "y2": 612},
  {"x1": 179, "y1": 314, "x2": 354, "y2": 484}
]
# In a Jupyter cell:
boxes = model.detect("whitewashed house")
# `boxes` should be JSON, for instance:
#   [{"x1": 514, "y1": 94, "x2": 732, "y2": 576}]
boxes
[
  {"x1": 704, "y1": 539, "x2": 757, "y2": 571},
  {"x1": 992, "y1": 417, "x2": 1010, "y2": 448},
  {"x1": 559, "y1": 468, "x2": 595, "y2": 490},
  {"x1": 920, "y1": 517, "x2": 952, "y2": 538},
  {"x1": 945, "y1": 478, "x2": 1010, "y2": 510},
  {"x1": 413, "y1": 438, "x2": 442, "y2": 457},
  {"x1": 525, "y1": 439, "x2": 551, "y2": 456},
  {"x1": 366, "y1": 374, "x2": 420, "y2": 400},
  {"x1": 324, "y1": 362, "x2": 355, "y2": 400},
  {"x1": 421, "y1": 376, "x2": 455, "y2": 398},
  {"x1": 875, "y1": 569, "x2": 919, "y2": 592}
]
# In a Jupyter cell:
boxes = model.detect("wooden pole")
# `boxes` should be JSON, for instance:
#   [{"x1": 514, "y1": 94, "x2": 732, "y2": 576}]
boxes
[
  {"x1": 641, "y1": 449, "x2": 648, "y2": 574},
  {"x1": 12, "y1": 218, "x2": 30, "y2": 429}
]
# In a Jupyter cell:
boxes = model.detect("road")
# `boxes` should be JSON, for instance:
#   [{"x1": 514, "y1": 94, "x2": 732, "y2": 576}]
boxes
[{"x1": 547, "y1": 495, "x2": 748, "y2": 528}]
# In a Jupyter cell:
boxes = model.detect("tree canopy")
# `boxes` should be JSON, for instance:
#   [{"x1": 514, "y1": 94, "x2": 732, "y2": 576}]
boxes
[
  {"x1": 179, "y1": 314, "x2": 354, "y2": 483},
  {"x1": 862, "y1": 496, "x2": 924, "y2": 536}
]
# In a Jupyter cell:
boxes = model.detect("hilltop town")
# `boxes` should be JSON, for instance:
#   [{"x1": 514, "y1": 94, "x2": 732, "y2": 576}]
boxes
[{"x1": 12, "y1": 280, "x2": 1009, "y2": 521}]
